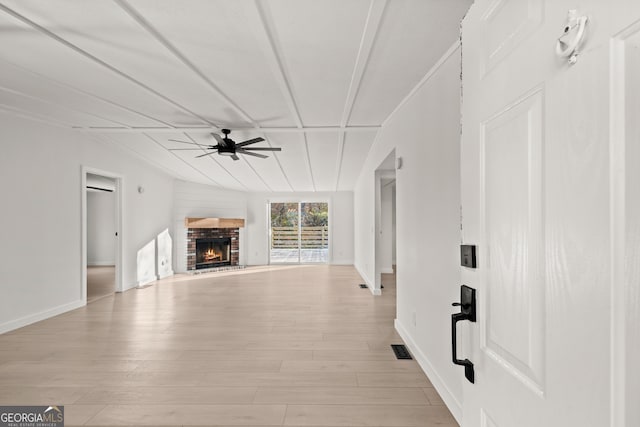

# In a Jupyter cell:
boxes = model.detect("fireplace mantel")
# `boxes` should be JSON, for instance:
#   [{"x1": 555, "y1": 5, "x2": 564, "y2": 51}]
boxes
[{"x1": 184, "y1": 217, "x2": 245, "y2": 229}]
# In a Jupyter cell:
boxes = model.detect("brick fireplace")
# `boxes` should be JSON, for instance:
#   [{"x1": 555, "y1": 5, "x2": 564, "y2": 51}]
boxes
[{"x1": 185, "y1": 218, "x2": 244, "y2": 271}]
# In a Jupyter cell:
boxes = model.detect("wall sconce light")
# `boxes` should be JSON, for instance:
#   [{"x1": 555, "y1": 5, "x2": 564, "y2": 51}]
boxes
[{"x1": 137, "y1": 186, "x2": 145, "y2": 194}]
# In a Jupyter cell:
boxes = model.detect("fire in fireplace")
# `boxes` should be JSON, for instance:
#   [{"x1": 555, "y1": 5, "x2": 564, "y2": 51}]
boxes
[{"x1": 195, "y1": 238, "x2": 231, "y2": 269}]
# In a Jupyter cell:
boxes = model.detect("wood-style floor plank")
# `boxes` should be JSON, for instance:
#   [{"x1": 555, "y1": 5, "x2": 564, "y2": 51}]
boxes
[{"x1": 0, "y1": 265, "x2": 457, "y2": 426}]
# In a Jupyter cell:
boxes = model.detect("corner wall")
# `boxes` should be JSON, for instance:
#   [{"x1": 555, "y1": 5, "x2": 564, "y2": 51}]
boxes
[
  {"x1": 353, "y1": 44, "x2": 463, "y2": 418},
  {"x1": 0, "y1": 114, "x2": 174, "y2": 333}
]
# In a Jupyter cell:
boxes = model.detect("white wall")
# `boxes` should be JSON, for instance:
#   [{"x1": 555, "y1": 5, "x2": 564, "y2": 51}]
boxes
[
  {"x1": 172, "y1": 179, "x2": 248, "y2": 272},
  {"x1": 87, "y1": 191, "x2": 116, "y2": 266},
  {"x1": 246, "y1": 191, "x2": 354, "y2": 265},
  {"x1": 0, "y1": 114, "x2": 174, "y2": 333},
  {"x1": 353, "y1": 44, "x2": 463, "y2": 418}
]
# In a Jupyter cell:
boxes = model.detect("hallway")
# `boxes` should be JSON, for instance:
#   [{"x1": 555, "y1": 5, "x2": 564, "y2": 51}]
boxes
[{"x1": 0, "y1": 265, "x2": 456, "y2": 426}]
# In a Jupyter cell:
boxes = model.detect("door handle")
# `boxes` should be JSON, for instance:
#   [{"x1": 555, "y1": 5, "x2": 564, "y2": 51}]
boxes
[
  {"x1": 452, "y1": 311, "x2": 475, "y2": 383},
  {"x1": 451, "y1": 285, "x2": 476, "y2": 383}
]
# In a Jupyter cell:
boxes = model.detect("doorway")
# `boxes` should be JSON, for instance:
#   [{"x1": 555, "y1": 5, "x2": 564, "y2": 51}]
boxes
[
  {"x1": 86, "y1": 174, "x2": 116, "y2": 302},
  {"x1": 269, "y1": 201, "x2": 329, "y2": 264},
  {"x1": 82, "y1": 168, "x2": 123, "y2": 303},
  {"x1": 374, "y1": 150, "x2": 397, "y2": 294},
  {"x1": 380, "y1": 177, "x2": 397, "y2": 301}
]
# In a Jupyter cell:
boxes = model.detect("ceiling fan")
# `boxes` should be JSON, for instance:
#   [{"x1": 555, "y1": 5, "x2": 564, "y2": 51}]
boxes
[{"x1": 168, "y1": 129, "x2": 281, "y2": 161}]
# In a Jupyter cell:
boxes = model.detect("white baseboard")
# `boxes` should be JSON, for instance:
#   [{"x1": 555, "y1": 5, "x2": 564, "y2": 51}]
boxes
[
  {"x1": 158, "y1": 270, "x2": 174, "y2": 280},
  {"x1": 0, "y1": 300, "x2": 85, "y2": 334},
  {"x1": 354, "y1": 264, "x2": 382, "y2": 296},
  {"x1": 354, "y1": 263, "x2": 373, "y2": 286},
  {"x1": 136, "y1": 275, "x2": 157, "y2": 288},
  {"x1": 87, "y1": 262, "x2": 115, "y2": 267},
  {"x1": 330, "y1": 260, "x2": 355, "y2": 265},
  {"x1": 381, "y1": 267, "x2": 394, "y2": 274},
  {"x1": 395, "y1": 318, "x2": 463, "y2": 424},
  {"x1": 120, "y1": 281, "x2": 138, "y2": 292}
]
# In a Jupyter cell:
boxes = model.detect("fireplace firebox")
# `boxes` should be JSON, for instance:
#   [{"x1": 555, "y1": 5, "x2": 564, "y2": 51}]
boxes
[{"x1": 195, "y1": 238, "x2": 231, "y2": 269}]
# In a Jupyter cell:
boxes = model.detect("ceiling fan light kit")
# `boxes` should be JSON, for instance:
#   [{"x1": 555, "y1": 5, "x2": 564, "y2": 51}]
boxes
[{"x1": 168, "y1": 128, "x2": 281, "y2": 161}]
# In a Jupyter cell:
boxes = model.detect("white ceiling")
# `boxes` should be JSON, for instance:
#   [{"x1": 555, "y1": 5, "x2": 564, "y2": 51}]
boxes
[{"x1": 0, "y1": 0, "x2": 471, "y2": 192}]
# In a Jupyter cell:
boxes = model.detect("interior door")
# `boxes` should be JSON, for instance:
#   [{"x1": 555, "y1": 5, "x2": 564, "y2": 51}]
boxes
[
  {"x1": 611, "y1": 6, "x2": 640, "y2": 426},
  {"x1": 459, "y1": 1, "x2": 637, "y2": 426}
]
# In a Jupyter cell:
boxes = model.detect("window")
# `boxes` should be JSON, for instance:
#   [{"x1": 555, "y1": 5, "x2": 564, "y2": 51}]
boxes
[{"x1": 269, "y1": 202, "x2": 329, "y2": 264}]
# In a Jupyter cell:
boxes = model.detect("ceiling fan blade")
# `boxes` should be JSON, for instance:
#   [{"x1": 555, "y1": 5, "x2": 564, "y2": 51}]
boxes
[
  {"x1": 236, "y1": 137, "x2": 265, "y2": 147},
  {"x1": 195, "y1": 151, "x2": 217, "y2": 158},
  {"x1": 212, "y1": 132, "x2": 226, "y2": 147},
  {"x1": 237, "y1": 149, "x2": 268, "y2": 159},
  {"x1": 231, "y1": 154, "x2": 240, "y2": 161},
  {"x1": 242, "y1": 147, "x2": 282, "y2": 151},
  {"x1": 168, "y1": 148, "x2": 208, "y2": 151},
  {"x1": 168, "y1": 139, "x2": 209, "y2": 147}
]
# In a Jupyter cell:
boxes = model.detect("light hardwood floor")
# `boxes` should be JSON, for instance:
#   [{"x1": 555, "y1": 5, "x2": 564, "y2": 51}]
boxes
[
  {"x1": 0, "y1": 265, "x2": 458, "y2": 426},
  {"x1": 87, "y1": 266, "x2": 116, "y2": 303}
]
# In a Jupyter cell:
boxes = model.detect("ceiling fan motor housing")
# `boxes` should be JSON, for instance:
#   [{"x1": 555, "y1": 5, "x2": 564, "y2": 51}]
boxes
[
  {"x1": 218, "y1": 129, "x2": 235, "y2": 156},
  {"x1": 218, "y1": 141, "x2": 235, "y2": 156}
]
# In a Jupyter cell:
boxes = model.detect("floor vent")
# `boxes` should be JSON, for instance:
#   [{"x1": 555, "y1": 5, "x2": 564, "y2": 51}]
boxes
[
  {"x1": 391, "y1": 344, "x2": 413, "y2": 360},
  {"x1": 359, "y1": 284, "x2": 368, "y2": 289}
]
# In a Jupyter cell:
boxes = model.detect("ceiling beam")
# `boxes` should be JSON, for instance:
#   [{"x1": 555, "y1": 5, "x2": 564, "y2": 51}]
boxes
[
  {"x1": 95, "y1": 132, "x2": 217, "y2": 186},
  {"x1": 0, "y1": 3, "x2": 214, "y2": 127},
  {"x1": 0, "y1": 57, "x2": 175, "y2": 128},
  {"x1": 302, "y1": 134, "x2": 316, "y2": 192},
  {"x1": 334, "y1": 0, "x2": 386, "y2": 192},
  {"x1": 113, "y1": 0, "x2": 257, "y2": 128},
  {"x1": 254, "y1": 131, "x2": 295, "y2": 192},
  {"x1": 333, "y1": 132, "x2": 346, "y2": 191},
  {"x1": 340, "y1": 0, "x2": 387, "y2": 128},
  {"x1": 142, "y1": 133, "x2": 226, "y2": 187},
  {"x1": 245, "y1": 1, "x2": 304, "y2": 128},
  {"x1": 140, "y1": 133, "x2": 222, "y2": 187},
  {"x1": 0, "y1": 84, "x2": 131, "y2": 128},
  {"x1": 241, "y1": 156, "x2": 274, "y2": 192},
  {"x1": 268, "y1": 150, "x2": 295, "y2": 192},
  {"x1": 0, "y1": 104, "x2": 69, "y2": 129},
  {"x1": 78, "y1": 125, "x2": 381, "y2": 133}
]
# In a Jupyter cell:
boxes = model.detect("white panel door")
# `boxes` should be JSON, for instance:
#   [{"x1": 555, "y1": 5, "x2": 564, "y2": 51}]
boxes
[
  {"x1": 460, "y1": 1, "x2": 639, "y2": 426},
  {"x1": 611, "y1": 8, "x2": 640, "y2": 427}
]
